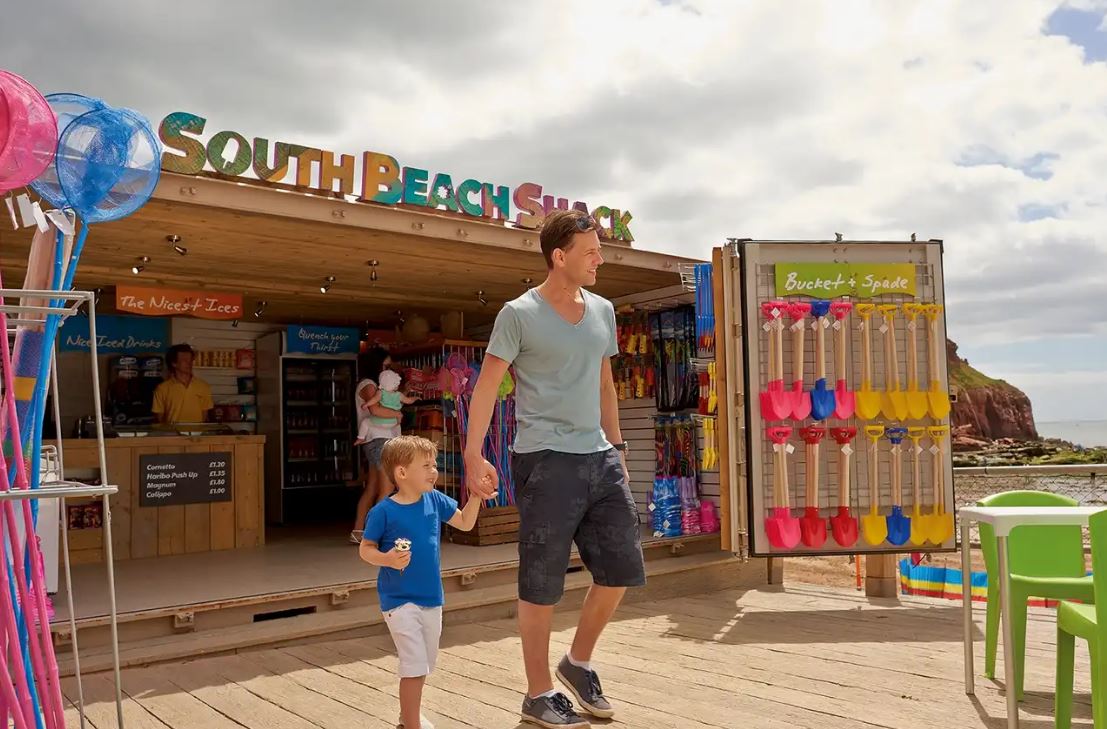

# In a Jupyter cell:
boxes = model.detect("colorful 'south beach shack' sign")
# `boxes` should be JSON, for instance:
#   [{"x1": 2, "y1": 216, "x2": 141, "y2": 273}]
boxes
[{"x1": 158, "y1": 112, "x2": 635, "y2": 242}]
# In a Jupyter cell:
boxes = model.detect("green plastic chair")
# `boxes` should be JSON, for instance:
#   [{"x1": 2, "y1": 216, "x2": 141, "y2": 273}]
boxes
[
  {"x1": 978, "y1": 491, "x2": 1093, "y2": 700},
  {"x1": 1055, "y1": 507, "x2": 1107, "y2": 728}
]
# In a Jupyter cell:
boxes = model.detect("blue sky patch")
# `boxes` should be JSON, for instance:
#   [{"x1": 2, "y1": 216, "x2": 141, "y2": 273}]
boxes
[{"x1": 1046, "y1": 6, "x2": 1107, "y2": 62}]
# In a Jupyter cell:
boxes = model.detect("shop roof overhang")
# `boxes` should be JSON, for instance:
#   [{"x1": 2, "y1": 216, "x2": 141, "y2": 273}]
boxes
[{"x1": 0, "y1": 173, "x2": 695, "y2": 328}]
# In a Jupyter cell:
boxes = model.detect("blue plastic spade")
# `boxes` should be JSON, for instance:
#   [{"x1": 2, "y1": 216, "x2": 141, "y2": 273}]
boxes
[
  {"x1": 809, "y1": 300, "x2": 836, "y2": 421},
  {"x1": 885, "y1": 428, "x2": 911, "y2": 545}
]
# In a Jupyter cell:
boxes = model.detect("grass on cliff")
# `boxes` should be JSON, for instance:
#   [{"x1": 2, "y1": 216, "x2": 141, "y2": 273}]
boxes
[{"x1": 950, "y1": 359, "x2": 1007, "y2": 390}]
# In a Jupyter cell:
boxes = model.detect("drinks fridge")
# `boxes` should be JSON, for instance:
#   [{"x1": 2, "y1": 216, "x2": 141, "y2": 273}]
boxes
[{"x1": 256, "y1": 331, "x2": 358, "y2": 525}]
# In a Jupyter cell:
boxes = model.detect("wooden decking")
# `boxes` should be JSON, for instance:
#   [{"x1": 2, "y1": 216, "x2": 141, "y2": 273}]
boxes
[{"x1": 62, "y1": 584, "x2": 1095, "y2": 728}]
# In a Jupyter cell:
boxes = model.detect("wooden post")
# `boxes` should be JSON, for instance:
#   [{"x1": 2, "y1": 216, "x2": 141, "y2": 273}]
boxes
[
  {"x1": 864, "y1": 553, "x2": 899, "y2": 598},
  {"x1": 766, "y1": 557, "x2": 784, "y2": 585},
  {"x1": 711, "y1": 247, "x2": 734, "y2": 553}
]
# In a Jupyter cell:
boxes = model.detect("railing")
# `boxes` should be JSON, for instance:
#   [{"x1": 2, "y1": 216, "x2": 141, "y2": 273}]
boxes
[
  {"x1": 953, "y1": 464, "x2": 1107, "y2": 545},
  {"x1": 954, "y1": 464, "x2": 1107, "y2": 509}
]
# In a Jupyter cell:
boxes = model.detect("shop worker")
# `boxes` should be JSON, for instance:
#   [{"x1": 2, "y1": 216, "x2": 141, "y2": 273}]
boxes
[
  {"x1": 152, "y1": 344, "x2": 214, "y2": 424},
  {"x1": 464, "y1": 209, "x2": 643, "y2": 729}
]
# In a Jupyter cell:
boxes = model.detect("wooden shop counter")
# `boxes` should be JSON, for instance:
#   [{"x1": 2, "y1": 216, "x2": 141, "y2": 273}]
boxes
[{"x1": 60, "y1": 435, "x2": 265, "y2": 564}]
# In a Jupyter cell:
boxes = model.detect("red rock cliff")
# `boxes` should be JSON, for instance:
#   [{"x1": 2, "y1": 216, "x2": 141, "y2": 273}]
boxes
[{"x1": 947, "y1": 339, "x2": 1038, "y2": 444}]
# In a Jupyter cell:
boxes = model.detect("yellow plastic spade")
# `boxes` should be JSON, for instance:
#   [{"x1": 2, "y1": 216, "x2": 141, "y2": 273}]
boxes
[
  {"x1": 877, "y1": 305, "x2": 908, "y2": 421},
  {"x1": 901, "y1": 304, "x2": 931, "y2": 420},
  {"x1": 861, "y1": 425, "x2": 888, "y2": 545},
  {"x1": 922, "y1": 305, "x2": 951, "y2": 420},
  {"x1": 855, "y1": 304, "x2": 882, "y2": 421},
  {"x1": 927, "y1": 425, "x2": 955, "y2": 545},
  {"x1": 907, "y1": 427, "x2": 929, "y2": 546}
]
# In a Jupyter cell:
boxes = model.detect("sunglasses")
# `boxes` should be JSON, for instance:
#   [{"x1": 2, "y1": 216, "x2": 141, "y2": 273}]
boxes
[{"x1": 573, "y1": 215, "x2": 599, "y2": 232}]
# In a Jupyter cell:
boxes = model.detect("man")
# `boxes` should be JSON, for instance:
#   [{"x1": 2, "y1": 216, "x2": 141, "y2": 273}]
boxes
[
  {"x1": 464, "y1": 209, "x2": 644, "y2": 728},
  {"x1": 152, "y1": 344, "x2": 214, "y2": 424}
]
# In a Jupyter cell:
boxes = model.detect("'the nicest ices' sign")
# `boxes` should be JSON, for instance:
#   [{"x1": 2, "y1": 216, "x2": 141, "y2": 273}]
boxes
[
  {"x1": 116, "y1": 285, "x2": 244, "y2": 320},
  {"x1": 775, "y1": 263, "x2": 917, "y2": 298},
  {"x1": 286, "y1": 325, "x2": 360, "y2": 355},
  {"x1": 60, "y1": 314, "x2": 169, "y2": 354}
]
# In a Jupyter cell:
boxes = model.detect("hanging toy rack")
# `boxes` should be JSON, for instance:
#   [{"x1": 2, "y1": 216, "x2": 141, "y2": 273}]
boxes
[{"x1": 0, "y1": 289, "x2": 124, "y2": 729}]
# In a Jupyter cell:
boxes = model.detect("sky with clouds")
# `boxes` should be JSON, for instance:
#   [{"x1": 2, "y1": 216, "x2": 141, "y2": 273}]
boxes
[{"x1": 3, "y1": 0, "x2": 1107, "y2": 423}]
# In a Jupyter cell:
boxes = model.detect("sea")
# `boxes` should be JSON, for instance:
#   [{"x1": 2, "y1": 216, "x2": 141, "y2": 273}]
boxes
[{"x1": 1037, "y1": 420, "x2": 1107, "y2": 449}]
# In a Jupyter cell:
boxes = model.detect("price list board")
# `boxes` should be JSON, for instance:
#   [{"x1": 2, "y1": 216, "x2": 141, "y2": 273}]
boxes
[{"x1": 139, "y1": 452, "x2": 233, "y2": 507}]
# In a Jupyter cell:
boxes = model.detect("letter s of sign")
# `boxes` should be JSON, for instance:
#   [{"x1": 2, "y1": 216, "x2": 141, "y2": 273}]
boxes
[
  {"x1": 513, "y1": 182, "x2": 544, "y2": 229},
  {"x1": 159, "y1": 112, "x2": 207, "y2": 175}
]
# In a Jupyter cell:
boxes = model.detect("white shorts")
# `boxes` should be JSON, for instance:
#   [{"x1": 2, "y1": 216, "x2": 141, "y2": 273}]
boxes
[{"x1": 383, "y1": 603, "x2": 443, "y2": 678}]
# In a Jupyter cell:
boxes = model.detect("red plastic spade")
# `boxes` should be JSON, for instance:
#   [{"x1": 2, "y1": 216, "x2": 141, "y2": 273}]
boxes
[
  {"x1": 799, "y1": 426, "x2": 828, "y2": 547},
  {"x1": 830, "y1": 300, "x2": 855, "y2": 419},
  {"x1": 828, "y1": 426, "x2": 859, "y2": 547},
  {"x1": 759, "y1": 301, "x2": 791, "y2": 420},
  {"x1": 787, "y1": 301, "x2": 812, "y2": 421},
  {"x1": 764, "y1": 425, "x2": 800, "y2": 549}
]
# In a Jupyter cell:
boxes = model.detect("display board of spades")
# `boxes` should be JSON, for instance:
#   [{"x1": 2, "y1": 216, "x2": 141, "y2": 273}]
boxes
[{"x1": 736, "y1": 240, "x2": 956, "y2": 557}]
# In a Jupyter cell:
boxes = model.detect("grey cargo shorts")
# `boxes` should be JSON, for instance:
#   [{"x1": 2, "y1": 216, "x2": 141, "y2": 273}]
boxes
[{"x1": 512, "y1": 448, "x2": 646, "y2": 605}]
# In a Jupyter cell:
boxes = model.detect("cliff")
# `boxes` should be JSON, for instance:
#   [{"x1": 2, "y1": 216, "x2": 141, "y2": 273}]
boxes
[{"x1": 947, "y1": 339, "x2": 1038, "y2": 448}]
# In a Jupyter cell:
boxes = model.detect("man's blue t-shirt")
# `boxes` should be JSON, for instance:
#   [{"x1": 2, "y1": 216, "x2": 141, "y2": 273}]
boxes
[{"x1": 362, "y1": 490, "x2": 459, "y2": 611}]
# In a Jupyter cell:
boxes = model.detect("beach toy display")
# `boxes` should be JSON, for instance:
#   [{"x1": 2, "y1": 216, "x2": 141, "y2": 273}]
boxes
[
  {"x1": 0, "y1": 69, "x2": 162, "y2": 729},
  {"x1": 738, "y1": 237, "x2": 953, "y2": 557}
]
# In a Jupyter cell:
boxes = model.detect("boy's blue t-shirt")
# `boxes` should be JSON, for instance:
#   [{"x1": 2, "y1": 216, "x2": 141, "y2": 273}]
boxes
[{"x1": 362, "y1": 490, "x2": 459, "y2": 611}]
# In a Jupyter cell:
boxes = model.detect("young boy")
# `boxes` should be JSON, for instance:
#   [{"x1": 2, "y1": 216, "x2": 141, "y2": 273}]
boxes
[{"x1": 359, "y1": 435, "x2": 483, "y2": 729}]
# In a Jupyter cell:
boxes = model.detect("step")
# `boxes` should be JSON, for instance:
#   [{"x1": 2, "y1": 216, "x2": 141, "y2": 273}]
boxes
[{"x1": 60, "y1": 551, "x2": 744, "y2": 675}]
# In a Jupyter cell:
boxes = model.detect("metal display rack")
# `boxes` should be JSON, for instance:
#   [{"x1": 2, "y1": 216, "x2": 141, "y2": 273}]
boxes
[{"x1": 1, "y1": 289, "x2": 122, "y2": 728}]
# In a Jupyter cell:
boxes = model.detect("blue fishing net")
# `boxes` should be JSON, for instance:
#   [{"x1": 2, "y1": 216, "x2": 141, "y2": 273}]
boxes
[
  {"x1": 55, "y1": 106, "x2": 159, "y2": 223},
  {"x1": 28, "y1": 93, "x2": 104, "y2": 208}
]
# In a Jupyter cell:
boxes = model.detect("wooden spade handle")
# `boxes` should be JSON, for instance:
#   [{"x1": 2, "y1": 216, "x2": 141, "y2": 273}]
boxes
[
  {"x1": 909, "y1": 433, "x2": 924, "y2": 508},
  {"x1": 859, "y1": 310, "x2": 873, "y2": 389},
  {"x1": 781, "y1": 442, "x2": 791, "y2": 509},
  {"x1": 838, "y1": 445, "x2": 851, "y2": 506},
  {"x1": 835, "y1": 316, "x2": 846, "y2": 382},
  {"x1": 869, "y1": 437, "x2": 880, "y2": 512},
  {"x1": 931, "y1": 437, "x2": 942, "y2": 512},
  {"x1": 891, "y1": 444, "x2": 902, "y2": 504},
  {"x1": 765, "y1": 316, "x2": 776, "y2": 383},
  {"x1": 905, "y1": 308, "x2": 921, "y2": 390},
  {"x1": 881, "y1": 314, "x2": 898, "y2": 393},
  {"x1": 925, "y1": 305, "x2": 942, "y2": 388},
  {"x1": 815, "y1": 316, "x2": 826, "y2": 381},
  {"x1": 792, "y1": 316, "x2": 806, "y2": 386},
  {"x1": 775, "y1": 316, "x2": 786, "y2": 383},
  {"x1": 806, "y1": 442, "x2": 818, "y2": 507}
]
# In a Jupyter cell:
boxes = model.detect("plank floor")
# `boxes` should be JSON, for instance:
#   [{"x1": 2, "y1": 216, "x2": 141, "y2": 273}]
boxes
[{"x1": 61, "y1": 583, "x2": 1095, "y2": 728}]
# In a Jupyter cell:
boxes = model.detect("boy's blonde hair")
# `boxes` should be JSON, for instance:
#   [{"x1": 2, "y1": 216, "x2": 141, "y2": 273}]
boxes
[{"x1": 380, "y1": 435, "x2": 438, "y2": 485}]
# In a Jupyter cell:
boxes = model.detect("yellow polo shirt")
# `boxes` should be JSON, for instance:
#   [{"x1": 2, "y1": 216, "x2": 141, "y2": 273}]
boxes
[{"x1": 151, "y1": 377, "x2": 214, "y2": 424}]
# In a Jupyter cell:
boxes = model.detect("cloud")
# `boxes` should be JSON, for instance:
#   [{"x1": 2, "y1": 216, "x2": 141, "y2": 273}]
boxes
[{"x1": 5, "y1": 0, "x2": 1107, "y2": 415}]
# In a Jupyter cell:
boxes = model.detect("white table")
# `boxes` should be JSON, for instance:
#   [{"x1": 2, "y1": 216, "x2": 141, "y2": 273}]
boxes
[{"x1": 959, "y1": 506, "x2": 1105, "y2": 729}]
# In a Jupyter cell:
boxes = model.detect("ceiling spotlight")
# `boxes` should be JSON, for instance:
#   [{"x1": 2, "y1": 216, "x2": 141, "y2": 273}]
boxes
[
  {"x1": 173, "y1": 244, "x2": 188, "y2": 256},
  {"x1": 477, "y1": 290, "x2": 488, "y2": 306},
  {"x1": 368, "y1": 260, "x2": 379, "y2": 282},
  {"x1": 320, "y1": 275, "x2": 335, "y2": 294},
  {"x1": 131, "y1": 256, "x2": 149, "y2": 275},
  {"x1": 253, "y1": 300, "x2": 268, "y2": 319},
  {"x1": 522, "y1": 277, "x2": 533, "y2": 285},
  {"x1": 370, "y1": 269, "x2": 378, "y2": 282},
  {"x1": 166, "y1": 234, "x2": 181, "y2": 243}
]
